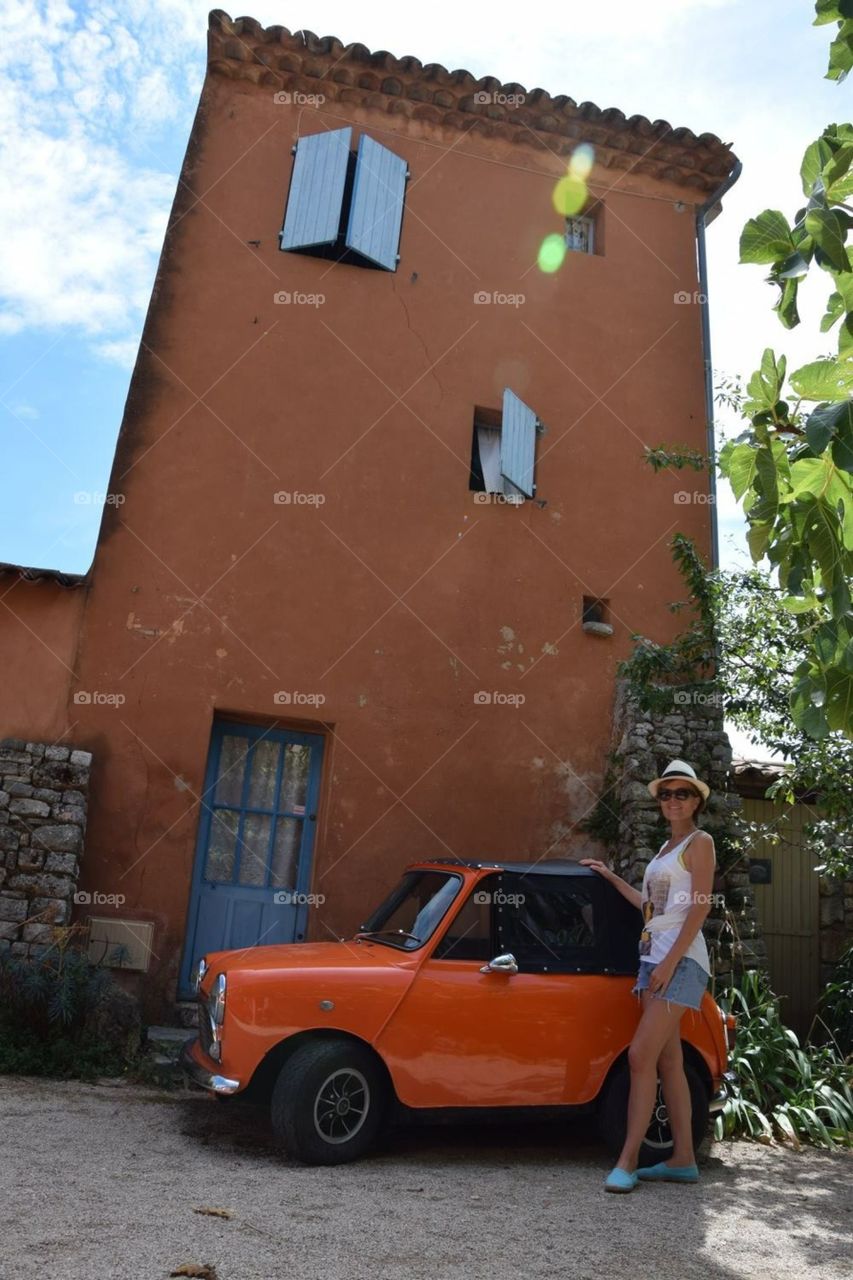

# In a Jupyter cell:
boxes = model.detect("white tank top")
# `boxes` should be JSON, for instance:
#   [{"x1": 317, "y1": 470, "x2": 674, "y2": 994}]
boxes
[{"x1": 638, "y1": 830, "x2": 711, "y2": 975}]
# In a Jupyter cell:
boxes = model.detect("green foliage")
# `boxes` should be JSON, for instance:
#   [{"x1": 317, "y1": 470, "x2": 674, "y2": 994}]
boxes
[
  {"x1": 724, "y1": 20, "x2": 853, "y2": 737},
  {"x1": 715, "y1": 969, "x2": 853, "y2": 1148},
  {"x1": 578, "y1": 750, "x2": 623, "y2": 846},
  {"x1": 814, "y1": 1, "x2": 853, "y2": 83},
  {"x1": 0, "y1": 933, "x2": 135, "y2": 1080}
]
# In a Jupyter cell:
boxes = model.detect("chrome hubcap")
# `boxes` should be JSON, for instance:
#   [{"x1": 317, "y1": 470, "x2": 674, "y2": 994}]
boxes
[{"x1": 313, "y1": 1068, "x2": 370, "y2": 1144}]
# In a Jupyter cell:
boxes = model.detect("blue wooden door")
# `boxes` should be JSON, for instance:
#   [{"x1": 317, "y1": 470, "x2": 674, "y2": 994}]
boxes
[{"x1": 179, "y1": 720, "x2": 325, "y2": 997}]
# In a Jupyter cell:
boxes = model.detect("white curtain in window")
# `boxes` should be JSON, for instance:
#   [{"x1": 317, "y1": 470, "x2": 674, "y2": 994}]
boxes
[{"x1": 477, "y1": 426, "x2": 525, "y2": 498}]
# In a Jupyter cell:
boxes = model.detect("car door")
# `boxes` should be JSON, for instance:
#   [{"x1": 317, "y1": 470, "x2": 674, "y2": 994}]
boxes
[{"x1": 376, "y1": 872, "x2": 619, "y2": 1108}]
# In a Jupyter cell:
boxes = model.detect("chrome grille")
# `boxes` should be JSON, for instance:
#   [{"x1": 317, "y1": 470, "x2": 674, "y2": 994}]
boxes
[{"x1": 198, "y1": 994, "x2": 213, "y2": 1055}]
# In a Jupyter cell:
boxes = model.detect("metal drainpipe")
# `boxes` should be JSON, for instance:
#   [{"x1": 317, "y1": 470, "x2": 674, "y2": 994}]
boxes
[{"x1": 695, "y1": 159, "x2": 743, "y2": 570}]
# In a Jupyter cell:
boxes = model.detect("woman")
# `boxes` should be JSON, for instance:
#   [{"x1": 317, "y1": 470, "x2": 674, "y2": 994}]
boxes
[{"x1": 581, "y1": 759, "x2": 716, "y2": 1193}]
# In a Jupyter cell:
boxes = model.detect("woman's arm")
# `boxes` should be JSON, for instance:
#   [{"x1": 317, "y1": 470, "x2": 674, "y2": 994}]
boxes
[{"x1": 579, "y1": 859, "x2": 642, "y2": 911}]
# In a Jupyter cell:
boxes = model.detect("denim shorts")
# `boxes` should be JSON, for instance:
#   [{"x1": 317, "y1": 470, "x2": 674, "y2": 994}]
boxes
[{"x1": 631, "y1": 956, "x2": 709, "y2": 1011}]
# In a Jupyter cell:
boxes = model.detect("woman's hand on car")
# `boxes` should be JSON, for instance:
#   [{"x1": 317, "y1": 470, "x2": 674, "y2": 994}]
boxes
[{"x1": 580, "y1": 858, "x2": 613, "y2": 879}]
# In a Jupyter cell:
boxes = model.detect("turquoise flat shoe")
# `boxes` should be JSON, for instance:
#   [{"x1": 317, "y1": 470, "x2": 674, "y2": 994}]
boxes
[
  {"x1": 637, "y1": 1161, "x2": 699, "y2": 1182},
  {"x1": 604, "y1": 1166, "x2": 639, "y2": 1193}
]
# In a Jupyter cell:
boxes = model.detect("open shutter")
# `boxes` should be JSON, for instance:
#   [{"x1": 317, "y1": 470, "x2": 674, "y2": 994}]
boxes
[
  {"x1": 280, "y1": 127, "x2": 352, "y2": 251},
  {"x1": 500, "y1": 389, "x2": 538, "y2": 497},
  {"x1": 345, "y1": 134, "x2": 408, "y2": 271}
]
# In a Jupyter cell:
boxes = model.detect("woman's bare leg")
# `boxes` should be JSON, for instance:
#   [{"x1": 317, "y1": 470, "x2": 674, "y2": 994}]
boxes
[
  {"x1": 657, "y1": 1026, "x2": 696, "y2": 1166},
  {"x1": 614, "y1": 991, "x2": 686, "y2": 1172}
]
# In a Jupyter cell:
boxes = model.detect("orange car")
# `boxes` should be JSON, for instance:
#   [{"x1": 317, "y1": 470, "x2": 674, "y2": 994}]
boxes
[{"x1": 181, "y1": 859, "x2": 737, "y2": 1165}]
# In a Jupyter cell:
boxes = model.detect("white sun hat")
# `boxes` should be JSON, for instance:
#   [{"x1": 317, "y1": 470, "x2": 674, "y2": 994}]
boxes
[{"x1": 648, "y1": 759, "x2": 710, "y2": 802}]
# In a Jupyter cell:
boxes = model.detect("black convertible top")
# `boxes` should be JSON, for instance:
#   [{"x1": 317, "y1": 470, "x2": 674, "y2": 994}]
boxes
[{"x1": 412, "y1": 857, "x2": 600, "y2": 876}]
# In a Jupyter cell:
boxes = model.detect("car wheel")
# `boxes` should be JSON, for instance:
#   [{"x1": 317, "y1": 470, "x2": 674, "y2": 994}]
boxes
[
  {"x1": 270, "y1": 1039, "x2": 387, "y2": 1165},
  {"x1": 597, "y1": 1058, "x2": 709, "y2": 1168}
]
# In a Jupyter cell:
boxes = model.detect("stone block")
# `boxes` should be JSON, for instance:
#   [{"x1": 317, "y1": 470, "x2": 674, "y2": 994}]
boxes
[
  {"x1": 7, "y1": 782, "x2": 33, "y2": 798},
  {"x1": 9, "y1": 798, "x2": 50, "y2": 819},
  {"x1": 15, "y1": 848, "x2": 46, "y2": 873},
  {"x1": 0, "y1": 922, "x2": 21, "y2": 941},
  {"x1": 29, "y1": 896, "x2": 70, "y2": 924},
  {"x1": 9, "y1": 942, "x2": 29, "y2": 956},
  {"x1": 0, "y1": 790, "x2": 9, "y2": 809},
  {"x1": 0, "y1": 896, "x2": 28, "y2": 923},
  {"x1": 31, "y1": 825, "x2": 83, "y2": 854},
  {"x1": 50, "y1": 806, "x2": 86, "y2": 827},
  {"x1": 7, "y1": 873, "x2": 73, "y2": 898},
  {"x1": 32, "y1": 763, "x2": 88, "y2": 789},
  {"x1": 44, "y1": 746, "x2": 70, "y2": 762},
  {"x1": 62, "y1": 790, "x2": 86, "y2": 806},
  {"x1": 69, "y1": 750, "x2": 93, "y2": 768},
  {"x1": 32, "y1": 789, "x2": 61, "y2": 803},
  {"x1": 21, "y1": 923, "x2": 54, "y2": 944},
  {"x1": 820, "y1": 895, "x2": 844, "y2": 928},
  {"x1": 44, "y1": 852, "x2": 78, "y2": 876},
  {"x1": 0, "y1": 829, "x2": 19, "y2": 852},
  {"x1": 0, "y1": 749, "x2": 31, "y2": 765},
  {"x1": 24, "y1": 743, "x2": 46, "y2": 757}
]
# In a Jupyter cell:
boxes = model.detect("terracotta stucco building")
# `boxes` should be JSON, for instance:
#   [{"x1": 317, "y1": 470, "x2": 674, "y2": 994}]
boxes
[{"x1": 0, "y1": 11, "x2": 739, "y2": 1020}]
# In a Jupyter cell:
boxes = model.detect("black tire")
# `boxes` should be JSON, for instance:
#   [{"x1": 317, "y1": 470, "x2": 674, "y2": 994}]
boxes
[
  {"x1": 597, "y1": 1057, "x2": 709, "y2": 1168},
  {"x1": 270, "y1": 1039, "x2": 387, "y2": 1165}
]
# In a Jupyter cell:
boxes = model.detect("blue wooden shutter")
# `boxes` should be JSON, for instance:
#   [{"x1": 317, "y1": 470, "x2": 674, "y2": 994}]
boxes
[
  {"x1": 345, "y1": 134, "x2": 408, "y2": 271},
  {"x1": 500, "y1": 389, "x2": 538, "y2": 497},
  {"x1": 280, "y1": 127, "x2": 352, "y2": 251}
]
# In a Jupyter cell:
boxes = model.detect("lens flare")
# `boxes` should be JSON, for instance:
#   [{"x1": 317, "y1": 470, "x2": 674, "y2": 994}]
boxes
[
  {"x1": 569, "y1": 142, "x2": 595, "y2": 179},
  {"x1": 538, "y1": 234, "x2": 566, "y2": 274},
  {"x1": 552, "y1": 174, "x2": 587, "y2": 216}
]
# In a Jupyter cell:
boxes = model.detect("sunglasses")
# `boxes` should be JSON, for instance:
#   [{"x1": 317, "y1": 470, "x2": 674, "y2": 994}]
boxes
[{"x1": 658, "y1": 787, "x2": 699, "y2": 802}]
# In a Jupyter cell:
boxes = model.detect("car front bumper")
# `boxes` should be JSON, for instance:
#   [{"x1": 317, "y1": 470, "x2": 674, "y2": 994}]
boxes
[
  {"x1": 708, "y1": 1070, "x2": 739, "y2": 1114},
  {"x1": 180, "y1": 1036, "x2": 241, "y2": 1095}
]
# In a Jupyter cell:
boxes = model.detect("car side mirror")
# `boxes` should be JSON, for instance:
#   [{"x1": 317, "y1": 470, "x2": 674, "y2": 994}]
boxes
[{"x1": 479, "y1": 952, "x2": 518, "y2": 975}]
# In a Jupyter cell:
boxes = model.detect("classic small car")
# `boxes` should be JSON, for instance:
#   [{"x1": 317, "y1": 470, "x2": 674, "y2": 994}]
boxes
[{"x1": 181, "y1": 859, "x2": 736, "y2": 1165}]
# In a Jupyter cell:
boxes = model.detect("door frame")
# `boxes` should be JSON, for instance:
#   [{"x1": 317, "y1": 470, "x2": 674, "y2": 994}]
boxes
[{"x1": 178, "y1": 717, "x2": 326, "y2": 999}]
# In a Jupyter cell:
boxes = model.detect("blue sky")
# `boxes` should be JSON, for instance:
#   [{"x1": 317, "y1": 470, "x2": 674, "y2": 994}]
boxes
[{"x1": 0, "y1": 2, "x2": 846, "y2": 758}]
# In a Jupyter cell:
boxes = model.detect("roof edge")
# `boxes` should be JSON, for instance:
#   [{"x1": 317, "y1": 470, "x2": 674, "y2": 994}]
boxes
[
  {"x1": 0, "y1": 561, "x2": 87, "y2": 588},
  {"x1": 206, "y1": 10, "x2": 737, "y2": 196}
]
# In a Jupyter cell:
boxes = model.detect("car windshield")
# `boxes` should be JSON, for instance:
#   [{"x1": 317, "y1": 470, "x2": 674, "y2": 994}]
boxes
[{"x1": 356, "y1": 870, "x2": 462, "y2": 950}]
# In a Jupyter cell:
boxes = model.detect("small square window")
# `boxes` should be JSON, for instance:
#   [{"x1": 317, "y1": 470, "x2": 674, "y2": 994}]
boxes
[
  {"x1": 582, "y1": 597, "x2": 613, "y2": 635},
  {"x1": 565, "y1": 214, "x2": 595, "y2": 254}
]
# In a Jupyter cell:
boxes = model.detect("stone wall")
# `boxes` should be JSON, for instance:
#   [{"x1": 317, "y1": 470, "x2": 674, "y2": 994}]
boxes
[
  {"x1": 0, "y1": 738, "x2": 91, "y2": 955},
  {"x1": 604, "y1": 680, "x2": 768, "y2": 988},
  {"x1": 819, "y1": 872, "x2": 853, "y2": 989}
]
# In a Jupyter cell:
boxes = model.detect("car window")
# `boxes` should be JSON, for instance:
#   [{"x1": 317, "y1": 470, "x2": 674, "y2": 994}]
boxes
[
  {"x1": 497, "y1": 874, "x2": 603, "y2": 971},
  {"x1": 432, "y1": 879, "x2": 496, "y2": 960}
]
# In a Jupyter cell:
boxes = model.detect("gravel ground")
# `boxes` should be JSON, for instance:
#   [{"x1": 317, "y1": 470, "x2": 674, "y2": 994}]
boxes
[{"x1": 1, "y1": 1075, "x2": 851, "y2": 1280}]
